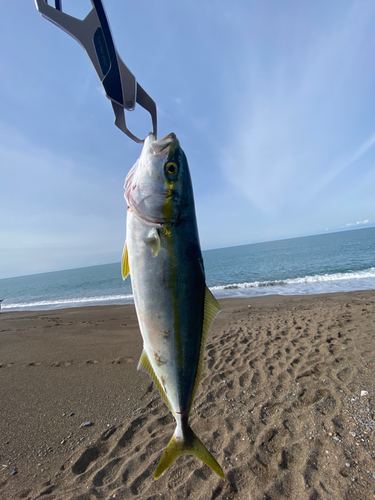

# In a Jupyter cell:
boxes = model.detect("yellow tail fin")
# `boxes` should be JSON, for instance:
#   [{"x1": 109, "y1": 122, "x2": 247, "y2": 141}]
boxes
[{"x1": 154, "y1": 426, "x2": 224, "y2": 480}]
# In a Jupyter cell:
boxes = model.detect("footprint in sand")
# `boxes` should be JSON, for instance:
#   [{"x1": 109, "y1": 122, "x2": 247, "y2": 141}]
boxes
[
  {"x1": 71, "y1": 427, "x2": 118, "y2": 476},
  {"x1": 51, "y1": 361, "x2": 72, "y2": 367},
  {"x1": 111, "y1": 357, "x2": 134, "y2": 364},
  {"x1": 92, "y1": 458, "x2": 123, "y2": 487}
]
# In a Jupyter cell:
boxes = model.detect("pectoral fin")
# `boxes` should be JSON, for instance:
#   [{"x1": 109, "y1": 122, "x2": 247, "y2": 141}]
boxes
[
  {"x1": 144, "y1": 228, "x2": 161, "y2": 257},
  {"x1": 190, "y1": 286, "x2": 221, "y2": 409},
  {"x1": 137, "y1": 349, "x2": 172, "y2": 412},
  {"x1": 121, "y1": 241, "x2": 130, "y2": 280}
]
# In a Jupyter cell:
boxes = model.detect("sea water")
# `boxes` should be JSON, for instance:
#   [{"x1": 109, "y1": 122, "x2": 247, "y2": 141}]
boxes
[{"x1": 1, "y1": 227, "x2": 375, "y2": 312}]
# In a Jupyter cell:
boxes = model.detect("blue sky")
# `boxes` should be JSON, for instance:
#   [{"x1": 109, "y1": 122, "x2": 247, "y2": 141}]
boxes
[{"x1": 1, "y1": 0, "x2": 375, "y2": 279}]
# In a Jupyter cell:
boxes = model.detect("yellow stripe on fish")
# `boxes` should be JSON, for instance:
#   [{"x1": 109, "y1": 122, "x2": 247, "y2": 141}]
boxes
[{"x1": 123, "y1": 132, "x2": 224, "y2": 480}]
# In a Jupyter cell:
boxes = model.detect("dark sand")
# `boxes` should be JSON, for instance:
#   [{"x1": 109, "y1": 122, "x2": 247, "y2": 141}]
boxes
[{"x1": 1, "y1": 291, "x2": 375, "y2": 499}]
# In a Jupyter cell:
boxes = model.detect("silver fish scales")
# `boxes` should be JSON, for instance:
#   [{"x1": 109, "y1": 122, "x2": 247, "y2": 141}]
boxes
[{"x1": 122, "y1": 133, "x2": 224, "y2": 479}]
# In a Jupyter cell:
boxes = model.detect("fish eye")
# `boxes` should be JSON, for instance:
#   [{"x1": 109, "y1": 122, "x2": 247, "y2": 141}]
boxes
[{"x1": 165, "y1": 162, "x2": 178, "y2": 176}]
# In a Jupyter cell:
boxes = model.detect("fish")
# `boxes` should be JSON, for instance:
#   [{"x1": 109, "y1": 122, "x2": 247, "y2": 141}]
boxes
[{"x1": 122, "y1": 132, "x2": 224, "y2": 480}]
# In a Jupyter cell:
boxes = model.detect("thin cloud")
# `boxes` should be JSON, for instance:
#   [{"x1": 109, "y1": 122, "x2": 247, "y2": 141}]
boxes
[
  {"x1": 219, "y1": 2, "x2": 375, "y2": 215},
  {"x1": 0, "y1": 125, "x2": 125, "y2": 277},
  {"x1": 342, "y1": 220, "x2": 370, "y2": 228},
  {"x1": 346, "y1": 134, "x2": 375, "y2": 166}
]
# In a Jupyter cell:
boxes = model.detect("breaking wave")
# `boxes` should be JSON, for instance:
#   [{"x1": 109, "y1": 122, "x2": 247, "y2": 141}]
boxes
[
  {"x1": 2, "y1": 294, "x2": 134, "y2": 312},
  {"x1": 210, "y1": 267, "x2": 375, "y2": 298},
  {"x1": 3, "y1": 268, "x2": 375, "y2": 312}
]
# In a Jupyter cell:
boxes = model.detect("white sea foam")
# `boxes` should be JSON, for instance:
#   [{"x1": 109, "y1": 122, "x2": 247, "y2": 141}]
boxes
[
  {"x1": 210, "y1": 267, "x2": 375, "y2": 298},
  {"x1": 2, "y1": 294, "x2": 134, "y2": 312},
  {"x1": 3, "y1": 269, "x2": 375, "y2": 311}
]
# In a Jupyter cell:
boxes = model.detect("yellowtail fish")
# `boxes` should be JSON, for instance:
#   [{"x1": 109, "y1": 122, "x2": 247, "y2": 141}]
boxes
[{"x1": 122, "y1": 133, "x2": 224, "y2": 480}]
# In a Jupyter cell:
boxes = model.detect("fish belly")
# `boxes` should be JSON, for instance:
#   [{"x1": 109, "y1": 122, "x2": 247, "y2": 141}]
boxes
[{"x1": 127, "y1": 211, "x2": 205, "y2": 414}]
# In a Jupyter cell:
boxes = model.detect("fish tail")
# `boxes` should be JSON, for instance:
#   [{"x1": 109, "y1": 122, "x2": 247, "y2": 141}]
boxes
[{"x1": 154, "y1": 425, "x2": 224, "y2": 480}]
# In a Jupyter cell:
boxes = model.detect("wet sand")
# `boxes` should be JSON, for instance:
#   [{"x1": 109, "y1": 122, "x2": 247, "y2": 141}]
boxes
[{"x1": 1, "y1": 291, "x2": 375, "y2": 499}]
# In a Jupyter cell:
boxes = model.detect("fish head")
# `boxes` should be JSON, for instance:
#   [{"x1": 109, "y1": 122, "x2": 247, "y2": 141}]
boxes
[{"x1": 125, "y1": 133, "x2": 193, "y2": 224}]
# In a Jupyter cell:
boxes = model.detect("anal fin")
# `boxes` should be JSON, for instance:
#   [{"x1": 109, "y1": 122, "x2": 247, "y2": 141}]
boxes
[{"x1": 138, "y1": 349, "x2": 172, "y2": 413}]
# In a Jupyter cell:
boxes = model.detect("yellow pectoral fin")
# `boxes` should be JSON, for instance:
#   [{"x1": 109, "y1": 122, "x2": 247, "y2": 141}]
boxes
[
  {"x1": 190, "y1": 286, "x2": 221, "y2": 409},
  {"x1": 137, "y1": 350, "x2": 172, "y2": 413},
  {"x1": 121, "y1": 241, "x2": 130, "y2": 280}
]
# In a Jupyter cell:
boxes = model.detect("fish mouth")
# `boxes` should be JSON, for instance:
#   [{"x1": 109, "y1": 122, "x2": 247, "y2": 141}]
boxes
[{"x1": 150, "y1": 133, "x2": 177, "y2": 156}]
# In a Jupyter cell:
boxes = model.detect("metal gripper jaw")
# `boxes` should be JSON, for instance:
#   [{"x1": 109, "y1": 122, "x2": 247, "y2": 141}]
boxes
[{"x1": 34, "y1": 0, "x2": 157, "y2": 143}]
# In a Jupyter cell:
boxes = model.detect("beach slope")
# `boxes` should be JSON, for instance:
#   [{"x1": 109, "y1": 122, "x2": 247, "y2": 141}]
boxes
[{"x1": 1, "y1": 291, "x2": 375, "y2": 499}]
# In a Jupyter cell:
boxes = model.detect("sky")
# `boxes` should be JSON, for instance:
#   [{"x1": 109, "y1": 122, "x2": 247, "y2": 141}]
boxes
[{"x1": 1, "y1": 0, "x2": 375, "y2": 279}]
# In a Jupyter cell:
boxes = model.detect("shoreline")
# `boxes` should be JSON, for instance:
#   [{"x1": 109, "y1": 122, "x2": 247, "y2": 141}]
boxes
[
  {"x1": 2, "y1": 285, "x2": 375, "y2": 313},
  {"x1": 1, "y1": 290, "x2": 375, "y2": 499}
]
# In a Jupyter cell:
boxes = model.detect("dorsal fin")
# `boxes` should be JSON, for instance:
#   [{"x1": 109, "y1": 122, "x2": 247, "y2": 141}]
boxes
[
  {"x1": 190, "y1": 286, "x2": 221, "y2": 410},
  {"x1": 138, "y1": 349, "x2": 173, "y2": 413},
  {"x1": 121, "y1": 241, "x2": 130, "y2": 280}
]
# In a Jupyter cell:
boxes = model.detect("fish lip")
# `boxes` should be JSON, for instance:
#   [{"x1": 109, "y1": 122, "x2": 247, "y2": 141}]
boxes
[{"x1": 150, "y1": 133, "x2": 177, "y2": 156}]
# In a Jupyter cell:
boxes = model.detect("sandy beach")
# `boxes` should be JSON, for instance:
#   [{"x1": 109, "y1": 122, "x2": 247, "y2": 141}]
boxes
[{"x1": 1, "y1": 291, "x2": 375, "y2": 499}]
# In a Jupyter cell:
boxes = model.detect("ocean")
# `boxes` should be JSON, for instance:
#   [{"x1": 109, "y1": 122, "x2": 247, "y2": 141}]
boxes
[{"x1": 1, "y1": 227, "x2": 375, "y2": 312}]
